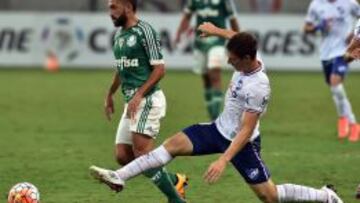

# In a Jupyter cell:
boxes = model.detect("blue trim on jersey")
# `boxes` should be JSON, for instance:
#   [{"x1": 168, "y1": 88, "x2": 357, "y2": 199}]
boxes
[
  {"x1": 183, "y1": 123, "x2": 270, "y2": 184},
  {"x1": 321, "y1": 56, "x2": 348, "y2": 84}
]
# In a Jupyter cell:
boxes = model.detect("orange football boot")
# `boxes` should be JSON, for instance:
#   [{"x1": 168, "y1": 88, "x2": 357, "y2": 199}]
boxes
[
  {"x1": 338, "y1": 117, "x2": 349, "y2": 139},
  {"x1": 349, "y1": 124, "x2": 360, "y2": 142},
  {"x1": 175, "y1": 173, "x2": 189, "y2": 199}
]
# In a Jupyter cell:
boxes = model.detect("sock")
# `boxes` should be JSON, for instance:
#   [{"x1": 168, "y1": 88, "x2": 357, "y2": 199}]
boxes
[
  {"x1": 277, "y1": 184, "x2": 327, "y2": 202},
  {"x1": 212, "y1": 89, "x2": 223, "y2": 119},
  {"x1": 168, "y1": 173, "x2": 178, "y2": 185},
  {"x1": 204, "y1": 88, "x2": 215, "y2": 119},
  {"x1": 116, "y1": 145, "x2": 173, "y2": 181},
  {"x1": 143, "y1": 168, "x2": 184, "y2": 202},
  {"x1": 331, "y1": 84, "x2": 356, "y2": 123}
]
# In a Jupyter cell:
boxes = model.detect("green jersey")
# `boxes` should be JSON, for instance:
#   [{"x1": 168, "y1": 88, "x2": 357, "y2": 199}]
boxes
[
  {"x1": 113, "y1": 20, "x2": 164, "y2": 102},
  {"x1": 185, "y1": 0, "x2": 236, "y2": 52}
]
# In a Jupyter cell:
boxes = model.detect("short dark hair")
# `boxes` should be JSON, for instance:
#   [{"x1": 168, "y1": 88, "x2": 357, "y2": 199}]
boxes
[
  {"x1": 118, "y1": 0, "x2": 137, "y2": 11},
  {"x1": 127, "y1": 0, "x2": 137, "y2": 12},
  {"x1": 226, "y1": 32, "x2": 258, "y2": 59}
]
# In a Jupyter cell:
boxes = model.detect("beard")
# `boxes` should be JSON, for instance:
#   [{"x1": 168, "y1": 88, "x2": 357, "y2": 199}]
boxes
[{"x1": 112, "y1": 14, "x2": 127, "y2": 27}]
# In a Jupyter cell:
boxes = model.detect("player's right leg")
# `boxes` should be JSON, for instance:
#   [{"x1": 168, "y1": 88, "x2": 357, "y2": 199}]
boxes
[
  {"x1": 114, "y1": 107, "x2": 135, "y2": 165},
  {"x1": 230, "y1": 136, "x2": 343, "y2": 203},
  {"x1": 206, "y1": 46, "x2": 226, "y2": 120},
  {"x1": 89, "y1": 123, "x2": 222, "y2": 191},
  {"x1": 194, "y1": 49, "x2": 217, "y2": 120},
  {"x1": 89, "y1": 131, "x2": 193, "y2": 191}
]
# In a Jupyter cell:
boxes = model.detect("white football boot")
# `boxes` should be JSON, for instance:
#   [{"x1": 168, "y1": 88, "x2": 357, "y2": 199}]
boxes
[
  {"x1": 89, "y1": 165, "x2": 124, "y2": 192},
  {"x1": 321, "y1": 185, "x2": 343, "y2": 203}
]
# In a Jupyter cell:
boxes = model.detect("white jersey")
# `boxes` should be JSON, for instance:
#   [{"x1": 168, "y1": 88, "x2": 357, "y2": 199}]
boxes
[
  {"x1": 305, "y1": 0, "x2": 360, "y2": 60},
  {"x1": 215, "y1": 62, "x2": 270, "y2": 142}
]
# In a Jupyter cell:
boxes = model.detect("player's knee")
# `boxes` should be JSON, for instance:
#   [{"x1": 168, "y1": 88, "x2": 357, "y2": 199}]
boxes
[
  {"x1": 209, "y1": 69, "x2": 221, "y2": 86},
  {"x1": 115, "y1": 153, "x2": 131, "y2": 165},
  {"x1": 329, "y1": 75, "x2": 342, "y2": 86},
  {"x1": 257, "y1": 191, "x2": 278, "y2": 203},
  {"x1": 132, "y1": 145, "x2": 152, "y2": 157},
  {"x1": 115, "y1": 146, "x2": 134, "y2": 165},
  {"x1": 163, "y1": 132, "x2": 192, "y2": 156}
]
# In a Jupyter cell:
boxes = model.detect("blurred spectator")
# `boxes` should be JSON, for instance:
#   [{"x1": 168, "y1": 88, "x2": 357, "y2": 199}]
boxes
[
  {"x1": 249, "y1": 0, "x2": 282, "y2": 13},
  {"x1": 178, "y1": 0, "x2": 187, "y2": 9},
  {"x1": 138, "y1": 0, "x2": 174, "y2": 12}
]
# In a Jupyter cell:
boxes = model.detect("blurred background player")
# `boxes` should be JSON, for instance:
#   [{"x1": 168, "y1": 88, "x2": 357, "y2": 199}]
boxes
[
  {"x1": 303, "y1": 0, "x2": 360, "y2": 142},
  {"x1": 174, "y1": 0, "x2": 240, "y2": 120},
  {"x1": 103, "y1": 0, "x2": 187, "y2": 202},
  {"x1": 90, "y1": 26, "x2": 344, "y2": 203}
]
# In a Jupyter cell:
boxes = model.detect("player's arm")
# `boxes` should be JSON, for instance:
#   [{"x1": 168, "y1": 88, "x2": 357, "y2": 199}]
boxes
[
  {"x1": 204, "y1": 112, "x2": 259, "y2": 184},
  {"x1": 303, "y1": 2, "x2": 327, "y2": 34},
  {"x1": 127, "y1": 24, "x2": 165, "y2": 119},
  {"x1": 175, "y1": 13, "x2": 192, "y2": 44},
  {"x1": 198, "y1": 22, "x2": 237, "y2": 39},
  {"x1": 345, "y1": 18, "x2": 360, "y2": 61},
  {"x1": 221, "y1": 112, "x2": 259, "y2": 162},
  {"x1": 303, "y1": 22, "x2": 317, "y2": 34},
  {"x1": 136, "y1": 64, "x2": 165, "y2": 98},
  {"x1": 345, "y1": 34, "x2": 360, "y2": 60},
  {"x1": 128, "y1": 65, "x2": 165, "y2": 119},
  {"x1": 229, "y1": 17, "x2": 240, "y2": 33},
  {"x1": 105, "y1": 70, "x2": 121, "y2": 121},
  {"x1": 225, "y1": 0, "x2": 240, "y2": 32},
  {"x1": 175, "y1": 0, "x2": 194, "y2": 44}
]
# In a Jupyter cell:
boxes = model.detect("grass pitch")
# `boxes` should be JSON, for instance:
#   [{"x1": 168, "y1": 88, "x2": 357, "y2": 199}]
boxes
[{"x1": 0, "y1": 69, "x2": 359, "y2": 203}]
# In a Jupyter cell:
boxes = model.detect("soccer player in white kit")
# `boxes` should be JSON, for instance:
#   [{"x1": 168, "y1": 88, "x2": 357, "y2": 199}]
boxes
[
  {"x1": 90, "y1": 23, "x2": 343, "y2": 203},
  {"x1": 304, "y1": 0, "x2": 360, "y2": 142}
]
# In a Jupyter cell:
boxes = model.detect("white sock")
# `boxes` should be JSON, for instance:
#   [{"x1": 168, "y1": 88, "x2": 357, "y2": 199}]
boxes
[
  {"x1": 277, "y1": 184, "x2": 327, "y2": 202},
  {"x1": 331, "y1": 84, "x2": 356, "y2": 123},
  {"x1": 115, "y1": 145, "x2": 173, "y2": 181}
]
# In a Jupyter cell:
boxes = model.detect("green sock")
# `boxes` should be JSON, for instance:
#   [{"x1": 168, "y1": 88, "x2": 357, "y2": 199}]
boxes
[
  {"x1": 167, "y1": 173, "x2": 178, "y2": 185},
  {"x1": 143, "y1": 167, "x2": 184, "y2": 203},
  {"x1": 204, "y1": 88, "x2": 215, "y2": 120},
  {"x1": 212, "y1": 89, "x2": 223, "y2": 119}
]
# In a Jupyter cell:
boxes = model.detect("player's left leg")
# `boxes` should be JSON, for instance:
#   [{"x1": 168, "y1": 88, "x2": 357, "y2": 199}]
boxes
[
  {"x1": 250, "y1": 180, "x2": 343, "y2": 203},
  {"x1": 329, "y1": 57, "x2": 359, "y2": 141}
]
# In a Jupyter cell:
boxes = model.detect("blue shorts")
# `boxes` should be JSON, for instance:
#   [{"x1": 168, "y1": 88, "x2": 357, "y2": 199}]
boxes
[
  {"x1": 183, "y1": 123, "x2": 270, "y2": 184},
  {"x1": 321, "y1": 56, "x2": 348, "y2": 84}
]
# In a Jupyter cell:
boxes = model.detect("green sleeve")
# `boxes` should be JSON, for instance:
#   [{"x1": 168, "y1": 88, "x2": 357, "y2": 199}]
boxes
[{"x1": 139, "y1": 22, "x2": 164, "y2": 65}]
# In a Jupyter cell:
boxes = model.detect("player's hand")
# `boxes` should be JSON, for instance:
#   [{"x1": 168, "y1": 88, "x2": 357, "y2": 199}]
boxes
[
  {"x1": 203, "y1": 157, "x2": 228, "y2": 184},
  {"x1": 317, "y1": 19, "x2": 331, "y2": 34},
  {"x1": 104, "y1": 95, "x2": 115, "y2": 121},
  {"x1": 127, "y1": 93, "x2": 143, "y2": 121},
  {"x1": 198, "y1": 22, "x2": 218, "y2": 38}
]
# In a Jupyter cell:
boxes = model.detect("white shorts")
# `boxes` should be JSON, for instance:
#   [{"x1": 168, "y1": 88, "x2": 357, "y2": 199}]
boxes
[
  {"x1": 115, "y1": 90, "x2": 166, "y2": 145},
  {"x1": 193, "y1": 46, "x2": 227, "y2": 74}
]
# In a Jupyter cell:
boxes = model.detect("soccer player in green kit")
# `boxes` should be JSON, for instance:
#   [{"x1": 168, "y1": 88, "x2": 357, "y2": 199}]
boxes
[
  {"x1": 102, "y1": 0, "x2": 187, "y2": 202},
  {"x1": 175, "y1": 0, "x2": 240, "y2": 120}
]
